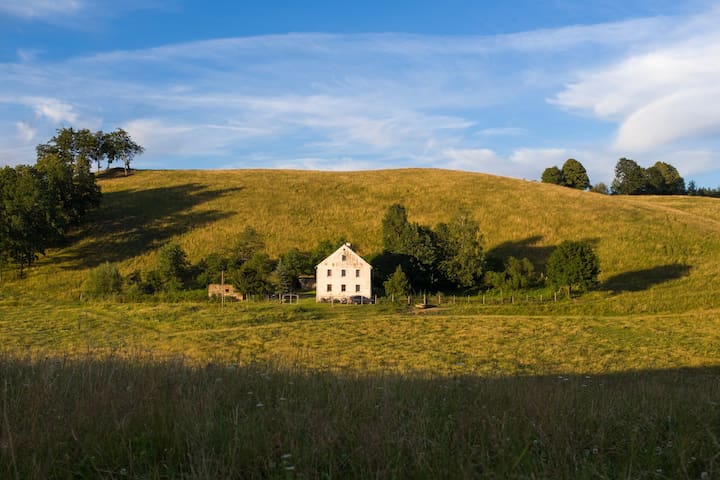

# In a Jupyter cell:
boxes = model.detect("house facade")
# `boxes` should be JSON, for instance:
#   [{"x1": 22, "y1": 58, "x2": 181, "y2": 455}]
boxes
[{"x1": 315, "y1": 243, "x2": 372, "y2": 302}]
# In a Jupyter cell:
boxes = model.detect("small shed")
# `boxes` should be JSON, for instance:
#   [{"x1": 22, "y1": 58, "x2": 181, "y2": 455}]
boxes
[
  {"x1": 298, "y1": 275, "x2": 316, "y2": 291},
  {"x1": 208, "y1": 283, "x2": 243, "y2": 301}
]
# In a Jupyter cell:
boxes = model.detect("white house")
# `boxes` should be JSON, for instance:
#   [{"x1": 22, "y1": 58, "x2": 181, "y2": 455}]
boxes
[{"x1": 316, "y1": 243, "x2": 372, "y2": 302}]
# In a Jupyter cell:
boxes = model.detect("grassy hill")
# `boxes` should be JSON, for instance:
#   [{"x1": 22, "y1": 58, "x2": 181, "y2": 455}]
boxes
[
  {"x1": 7, "y1": 167, "x2": 720, "y2": 314},
  {"x1": 3, "y1": 168, "x2": 720, "y2": 477}
]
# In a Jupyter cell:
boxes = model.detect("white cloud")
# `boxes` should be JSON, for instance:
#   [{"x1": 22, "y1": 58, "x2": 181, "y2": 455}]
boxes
[
  {"x1": 552, "y1": 10, "x2": 720, "y2": 152},
  {"x1": 479, "y1": 127, "x2": 528, "y2": 136},
  {"x1": 0, "y1": 0, "x2": 84, "y2": 18},
  {"x1": 1, "y1": 6, "x2": 720, "y2": 185},
  {"x1": 32, "y1": 98, "x2": 78, "y2": 124},
  {"x1": 15, "y1": 121, "x2": 36, "y2": 142}
]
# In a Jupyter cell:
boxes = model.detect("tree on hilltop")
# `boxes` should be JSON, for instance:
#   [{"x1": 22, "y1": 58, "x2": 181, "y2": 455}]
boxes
[
  {"x1": 541, "y1": 166, "x2": 564, "y2": 185},
  {"x1": 612, "y1": 158, "x2": 648, "y2": 195},
  {"x1": 561, "y1": 158, "x2": 590, "y2": 190}
]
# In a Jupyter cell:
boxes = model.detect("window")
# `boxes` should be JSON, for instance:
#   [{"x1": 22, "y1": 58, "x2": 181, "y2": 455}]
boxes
[
  {"x1": 326, "y1": 284, "x2": 332, "y2": 292},
  {"x1": 355, "y1": 284, "x2": 360, "y2": 292},
  {"x1": 341, "y1": 284, "x2": 346, "y2": 292},
  {"x1": 355, "y1": 269, "x2": 360, "y2": 277},
  {"x1": 327, "y1": 269, "x2": 332, "y2": 277},
  {"x1": 341, "y1": 254, "x2": 347, "y2": 261},
  {"x1": 341, "y1": 269, "x2": 346, "y2": 277}
]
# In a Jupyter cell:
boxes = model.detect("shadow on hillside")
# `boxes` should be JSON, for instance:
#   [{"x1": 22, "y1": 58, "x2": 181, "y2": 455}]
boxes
[
  {"x1": 601, "y1": 264, "x2": 692, "y2": 293},
  {"x1": 59, "y1": 183, "x2": 239, "y2": 269},
  {"x1": 4, "y1": 351, "x2": 720, "y2": 478},
  {"x1": 485, "y1": 236, "x2": 555, "y2": 269}
]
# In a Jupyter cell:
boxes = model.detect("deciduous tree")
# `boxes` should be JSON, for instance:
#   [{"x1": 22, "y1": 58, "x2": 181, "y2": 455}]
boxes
[
  {"x1": 561, "y1": 158, "x2": 590, "y2": 190},
  {"x1": 541, "y1": 166, "x2": 564, "y2": 185},
  {"x1": 546, "y1": 241, "x2": 600, "y2": 297},
  {"x1": 383, "y1": 265, "x2": 411, "y2": 301},
  {"x1": 612, "y1": 158, "x2": 647, "y2": 195}
]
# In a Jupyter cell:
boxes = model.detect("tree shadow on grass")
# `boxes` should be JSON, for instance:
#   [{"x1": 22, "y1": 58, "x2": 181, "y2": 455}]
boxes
[
  {"x1": 56, "y1": 183, "x2": 240, "y2": 269},
  {"x1": 485, "y1": 236, "x2": 555, "y2": 270},
  {"x1": 601, "y1": 264, "x2": 692, "y2": 293}
]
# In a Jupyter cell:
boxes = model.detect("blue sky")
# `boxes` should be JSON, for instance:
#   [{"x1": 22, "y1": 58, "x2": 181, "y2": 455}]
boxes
[{"x1": 2, "y1": 1, "x2": 720, "y2": 187}]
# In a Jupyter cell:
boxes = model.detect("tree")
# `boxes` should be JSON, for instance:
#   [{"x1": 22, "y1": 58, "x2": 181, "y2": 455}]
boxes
[
  {"x1": 0, "y1": 166, "x2": 58, "y2": 276},
  {"x1": 105, "y1": 128, "x2": 144, "y2": 176},
  {"x1": 485, "y1": 257, "x2": 536, "y2": 291},
  {"x1": 647, "y1": 161, "x2": 685, "y2": 195},
  {"x1": 275, "y1": 259, "x2": 293, "y2": 295},
  {"x1": 195, "y1": 253, "x2": 230, "y2": 287},
  {"x1": 546, "y1": 241, "x2": 600, "y2": 297},
  {"x1": 612, "y1": 158, "x2": 647, "y2": 195},
  {"x1": 381, "y1": 204, "x2": 440, "y2": 290},
  {"x1": 561, "y1": 158, "x2": 590, "y2": 190},
  {"x1": 383, "y1": 265, "x2": 411, "y2": 301},
  {"x1": 541, "y1": 166, "x2": 564, "y2": 185},
  {"x1": 590, "y1": 182, "x2": 609, "y2": 194},
  {"x1": 232, "y1": 252, "x2": 275, "y2": 296},
  {"x1": 435, "y1": 211, "x2": 484, "y2": 288},
  {"x1": 35, "y1": 128, "x2": 102, "y2": 224},
  {"x1": 157, "y1": 243, "x2": 190, "y2": 291}
]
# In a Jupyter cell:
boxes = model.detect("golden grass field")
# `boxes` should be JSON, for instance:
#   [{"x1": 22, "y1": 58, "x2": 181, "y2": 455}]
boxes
[
  {"x1": 1, "y1": 167, "x2": 719, "y2": 371},
  {"x1": 3, "y1": 168, "x2": 720, "y2": 478}
]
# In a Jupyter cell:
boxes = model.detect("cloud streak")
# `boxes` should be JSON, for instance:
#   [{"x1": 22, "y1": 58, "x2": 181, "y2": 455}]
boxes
[{"x1": 1, "y1": 6, "x2": 719, "y2": 185}]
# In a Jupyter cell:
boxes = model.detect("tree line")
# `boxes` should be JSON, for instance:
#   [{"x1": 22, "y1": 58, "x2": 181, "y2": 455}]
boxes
[
  {"x1": 86, "y1": 227, "x2": 348, "y2": 299},
  {"x1": 541, "y1": 157, "x2": 707, "y2": 196},
  {"x1": 0, "y1": 128, "x2": 143, "y2": 277},
  {"x1": 376, "y1": 204, "x2": 599, "y2": 300},
  {"x1": 86, "y1": 205, "x2": 601, "y2": 302}
]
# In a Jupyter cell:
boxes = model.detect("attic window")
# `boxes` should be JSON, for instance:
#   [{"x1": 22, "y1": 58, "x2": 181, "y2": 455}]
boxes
[{"x1": 341, "y1": 254, "x2": 347, "y2": 261}]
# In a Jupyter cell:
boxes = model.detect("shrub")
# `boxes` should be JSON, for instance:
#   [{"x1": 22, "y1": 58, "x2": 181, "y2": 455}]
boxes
[{"x1": 85, "y1": 262, "x2": 123, "y2": 298}]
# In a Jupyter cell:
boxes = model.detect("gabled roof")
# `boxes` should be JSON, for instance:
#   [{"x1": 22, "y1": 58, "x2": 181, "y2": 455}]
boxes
[{"x1": 315, "y1": 243, "x2": 371, "y2": 269}]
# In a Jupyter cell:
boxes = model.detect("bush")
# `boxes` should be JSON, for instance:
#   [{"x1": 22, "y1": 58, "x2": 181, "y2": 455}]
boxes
[
  {"x1": 85, "y1": 262, "x2": 123, "y2": 298},
  {"x1": 546, "y1": 241, "x2": 600, "y2": 296}
]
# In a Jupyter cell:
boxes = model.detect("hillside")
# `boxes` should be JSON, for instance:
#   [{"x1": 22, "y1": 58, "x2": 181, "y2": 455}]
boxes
[{"x1": 6, "y1": 168, "x2": 720, "y2": 313}]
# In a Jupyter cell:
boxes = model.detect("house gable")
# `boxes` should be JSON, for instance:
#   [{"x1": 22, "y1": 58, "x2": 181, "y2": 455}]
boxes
[{"x1": 315, "y1": 243, "x2": 372, "y2": 302}]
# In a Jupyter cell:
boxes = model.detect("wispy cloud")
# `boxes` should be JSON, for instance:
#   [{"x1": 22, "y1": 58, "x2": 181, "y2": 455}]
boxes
[
  {"x1": 551, "y1": 8, "x2": 720, "y2": 154},
  {"x1": 1, "y1": 6, "x2": 719, "y2": 184},
  {"x1": 0, "y1": 0, "x2": 85, "y2": 19}
]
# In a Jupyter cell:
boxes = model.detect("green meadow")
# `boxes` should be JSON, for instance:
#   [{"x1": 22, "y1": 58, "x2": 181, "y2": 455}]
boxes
[{"x1": 2, "y1": 168, "x2": 720, "y2": 478}]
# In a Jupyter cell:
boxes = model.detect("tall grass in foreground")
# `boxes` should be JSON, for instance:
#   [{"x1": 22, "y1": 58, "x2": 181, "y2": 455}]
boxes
[{"x1": 2, "y1": 353, "x2": 719, "y2": 479}]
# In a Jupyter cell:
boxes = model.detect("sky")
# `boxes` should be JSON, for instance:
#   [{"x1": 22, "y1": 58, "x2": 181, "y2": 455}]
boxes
[{"x1": 1, "y1": 0, "x2": 720, "y2": 187}]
